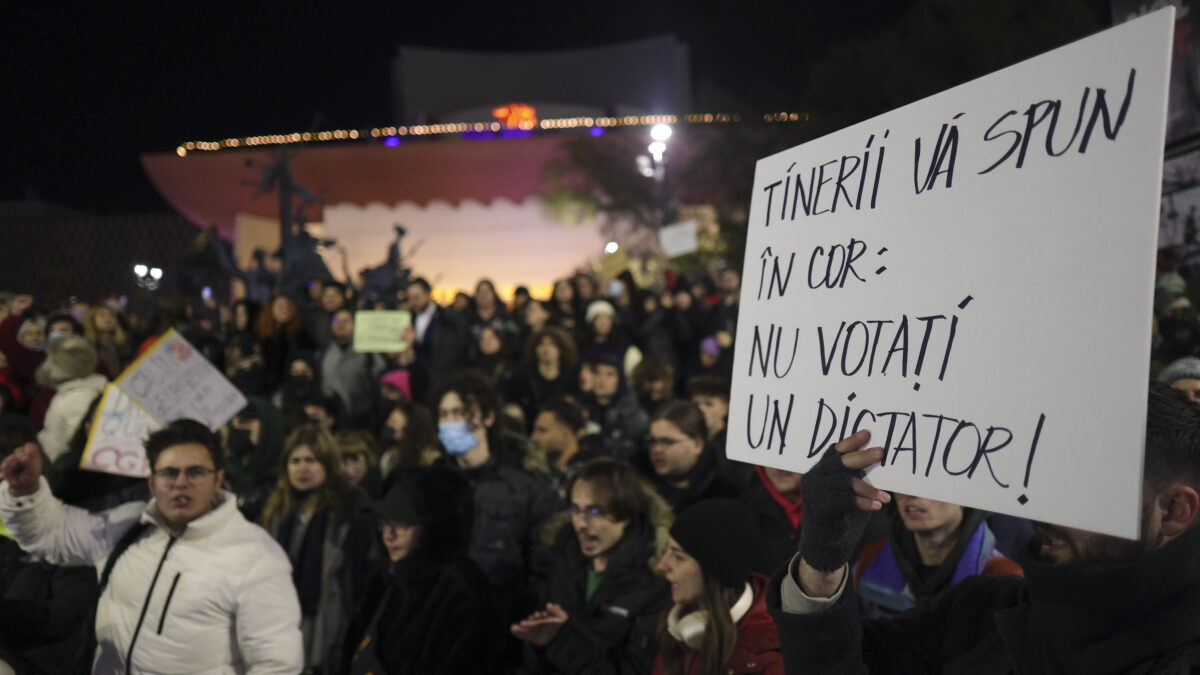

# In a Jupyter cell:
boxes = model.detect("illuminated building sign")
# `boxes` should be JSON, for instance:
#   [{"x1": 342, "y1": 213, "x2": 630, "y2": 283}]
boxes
[{"x1": 492, "y1": 103, "x2": 538, "y2": 130}]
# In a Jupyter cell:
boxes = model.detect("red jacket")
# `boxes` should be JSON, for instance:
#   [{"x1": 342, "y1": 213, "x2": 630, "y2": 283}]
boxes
[
  {"x1": 0, "y1": 367, "x2": 27, "y2": 412},
  {"x1": 654, "y1": 574, "x2": 784, "y2": 675},
  {"x1": 0, "y1": 314, "x2": 44, "y2": 385}
]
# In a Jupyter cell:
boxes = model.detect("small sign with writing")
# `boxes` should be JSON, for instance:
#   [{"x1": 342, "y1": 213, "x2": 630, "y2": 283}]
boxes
[
  {"x1": 659, "y1": 220, "x2": 700, "y2": 258},
  {"x1": 353, "y1": 310, "x2": 412, "y2": 353}
]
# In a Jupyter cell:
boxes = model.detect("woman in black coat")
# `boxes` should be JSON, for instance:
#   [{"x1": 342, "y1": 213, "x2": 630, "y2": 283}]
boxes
[{"x1": 339, "y1": 466, "x2": 506, "y2": 675}]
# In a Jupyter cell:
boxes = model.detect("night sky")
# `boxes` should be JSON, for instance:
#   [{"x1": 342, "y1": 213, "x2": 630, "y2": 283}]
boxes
[{"x1": 3, "y1": 1, "x2": 919, "y2": 214}]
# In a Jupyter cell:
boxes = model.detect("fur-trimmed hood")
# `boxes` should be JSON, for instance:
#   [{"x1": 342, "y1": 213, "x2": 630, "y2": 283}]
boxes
[
  {"x1": 541, "y1": 475, "x2": 674, "y2": 573},
  {"x1": 35, "y1": 335, "x2": 97, "y2": 387},
  {"x1": 491, "y1": 429, "x2": 551, "y2": 475}
]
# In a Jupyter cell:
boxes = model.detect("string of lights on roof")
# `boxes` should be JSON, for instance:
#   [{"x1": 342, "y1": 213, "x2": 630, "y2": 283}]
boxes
[{"x1": 174, "y1": 110, "x2": 811, "y2": 157}]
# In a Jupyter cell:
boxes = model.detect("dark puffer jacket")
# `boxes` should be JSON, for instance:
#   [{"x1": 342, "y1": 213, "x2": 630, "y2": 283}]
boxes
[
  {"x1": 440, "y1": 431, "x2": 561, "y2": 617},
  {"x1": 0, "y1": 536, "x2": 98, "y2": 674},
  {"x1": 524, "y1": 485, "x2": 673, "y2": 674},
  {"x1": 586, "y1": 391, "x2": 650, "y2": 464}
]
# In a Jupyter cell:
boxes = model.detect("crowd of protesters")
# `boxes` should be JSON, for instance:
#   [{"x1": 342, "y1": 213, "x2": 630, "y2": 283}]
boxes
[{"x1": 2, "y1": 243, "x2": 1197, "y2": 674}]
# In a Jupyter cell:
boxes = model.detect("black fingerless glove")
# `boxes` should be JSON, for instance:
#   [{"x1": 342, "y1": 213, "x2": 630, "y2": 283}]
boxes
[{"x1": 799, "y1": 445, "x2": 871, "y2": 572}]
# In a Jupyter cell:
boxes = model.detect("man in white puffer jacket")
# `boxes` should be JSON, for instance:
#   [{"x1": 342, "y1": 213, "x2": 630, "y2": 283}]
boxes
[{"x1": 0, "y1": 418, "x2": 303, "y2": 674}]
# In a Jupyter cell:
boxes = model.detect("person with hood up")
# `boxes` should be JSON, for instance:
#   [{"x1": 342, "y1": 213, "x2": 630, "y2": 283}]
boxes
[
  {"x1": 514, "y1": 458, "x2": 673, "y2": 674},
  {"x1": 582, "y1": 354, "x2": 649, "y2": 463},
  {"x1": 222, "y1": 397, "x2": 284, "y2": 520},
  {"x1": 654, "y1": 499, "x2": 782, "y2": 675},
  {"x1": 36, "y1": 335, "x2": 106, "y2": 462},
  {"x1": 339, "y1": 466, "x2": 505, "y2": 674},
  {"x1": 432, "y1": 370, "x2": 560, "y2": 624},
  {"x1": 853, "y1": 495, "x2": 1022, "y2": 619}
]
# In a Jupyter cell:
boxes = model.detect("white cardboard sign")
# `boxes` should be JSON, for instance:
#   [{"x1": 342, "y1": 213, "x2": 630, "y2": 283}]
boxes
[
  {"x1": 81, "y1": 330, "x2": 247, "y2": 477},
  {"x1": 727, "y1": 10, "x2": 1174, "y2": 539},
  {"x1": 80, "y1": 384, "x2": 161, "y2": 478},
  {"x1": 116, "y1": 329, "x2": 247, "y2": 431},
  {"x1": 659, "y1": 220, "x2": 700, "y2": 257}
]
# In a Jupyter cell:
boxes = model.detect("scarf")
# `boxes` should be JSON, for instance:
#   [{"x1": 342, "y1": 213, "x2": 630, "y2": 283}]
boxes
[
  {"x1": 666, "y1": 582, "x2": 754, "y2": 650},
  {"x1": 276, "y1": 504, "x2": 328, "y2": 617}
]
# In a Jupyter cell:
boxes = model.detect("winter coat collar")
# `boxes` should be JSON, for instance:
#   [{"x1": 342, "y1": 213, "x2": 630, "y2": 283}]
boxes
[
  {"x1": 1001, "y1": 524, "x2": 1200, "y2": 674},
  {"x1": 142, "y1": 489, "x2": 239, "y2": 540}
]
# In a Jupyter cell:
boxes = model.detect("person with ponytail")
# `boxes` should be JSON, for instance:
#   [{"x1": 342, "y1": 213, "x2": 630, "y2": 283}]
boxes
[
  {"x1": 259, "y1": 423, "x2": 373, "y2": 673},
  {"x1": 654, "y1": 499, "x2": 783, "y2": 675}
]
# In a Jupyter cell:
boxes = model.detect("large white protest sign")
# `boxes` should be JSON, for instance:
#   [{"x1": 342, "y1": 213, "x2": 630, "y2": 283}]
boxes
[
  {"x1": 81, "y1": 330, "x2": 247, "y2": 477},
  {"x1": 727, "y1": 10, "x2": 1174, "y2": 539},
  {"x1": 116, "y1": 329, "x2": 247, "y2": 431},
  {"x1": 80, "y1": 384, "x2": 161, "y2": 478}
]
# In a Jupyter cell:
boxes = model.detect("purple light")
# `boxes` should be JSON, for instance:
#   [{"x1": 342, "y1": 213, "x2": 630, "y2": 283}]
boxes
[
  {"x1": 590, "y1": 127, "x2": 604, "y2": 137},
  {"x1": 384, "y1": 137, "x2": 401, "y2": 147}
]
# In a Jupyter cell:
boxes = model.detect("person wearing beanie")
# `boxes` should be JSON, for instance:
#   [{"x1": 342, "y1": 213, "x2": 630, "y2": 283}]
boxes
[
  {"x1": 1159, "y1": 355, "x2": 1200, "y2": 404},
  {"x1": 579, "y1": 299, "x2": 638, "y2": 377},
  {"x1": 581, "y1": 353, "x2": 649, "y2": 463},
  {"x1": 35, "y1": 334, "x2": 106, "y2": 462},
  {"x1": 654, "y1": 499, "x2": 783, "y2": 675}
]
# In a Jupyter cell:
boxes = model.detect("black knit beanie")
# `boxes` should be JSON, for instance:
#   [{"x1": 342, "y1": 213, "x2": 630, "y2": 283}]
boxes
[{"x1": 670, "y1": 498, "x2": 761, "y2": 589}]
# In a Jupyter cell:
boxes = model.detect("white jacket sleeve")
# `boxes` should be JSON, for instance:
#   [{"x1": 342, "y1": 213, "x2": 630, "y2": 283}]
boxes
[
  {"x1": 236, "y1": 548, "x2": 304, "y2": 674},
  {"x1": 36, "y1": 397, "x2": 73, "y2": 462},
  {"x1": 0, "y1": 476, "x2": 143, "y2": 567}
]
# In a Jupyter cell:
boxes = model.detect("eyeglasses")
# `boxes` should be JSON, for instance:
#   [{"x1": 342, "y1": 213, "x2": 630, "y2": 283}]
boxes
[
  {"x1": 152, "y1": 466, "x2": 217, "y2": 485},
  {"x1": 647, "y1": 436, "x2": 689, "y2": 448},
  {"x1": 568, "y1": 504, "x2": 612, "y2": 522}
]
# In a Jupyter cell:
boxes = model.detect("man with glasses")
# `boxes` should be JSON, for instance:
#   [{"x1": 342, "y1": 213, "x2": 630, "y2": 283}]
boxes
[
  {"x1": 512, "y1": 458, "x2": 670, "y2": 674},
  {"x1": 0, "y1": 418, "x2": 302, "y2": 674}
]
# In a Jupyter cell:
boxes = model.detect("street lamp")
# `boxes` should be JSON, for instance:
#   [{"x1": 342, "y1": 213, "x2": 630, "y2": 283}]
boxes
[
  {"x1": 133, "y1": 263, "x2": 163, "y2": 291},
  {"x1": 642, "y1": 124, "x2": 672, "y2": 227}
]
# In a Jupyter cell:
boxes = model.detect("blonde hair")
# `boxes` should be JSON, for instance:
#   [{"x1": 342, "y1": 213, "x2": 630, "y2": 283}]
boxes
[
  {"x1": 334, "y1": 429, "x2": 378, "y2": 469},
  {"x1": 259, "y1": 424, "x2": 355, "y2": 531},
  {"x1": 84, "y1": 306, "x2": 128, "y2": 347}
]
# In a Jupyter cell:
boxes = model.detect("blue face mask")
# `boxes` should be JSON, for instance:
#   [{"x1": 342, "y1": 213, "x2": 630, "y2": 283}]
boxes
[
  {"x1": 608, "y1": 280, "x2": 623, "y2": 298},
  {"x1": 47, "y1": 330, "x2": 68, "y2": 344},
  {"x1": 439, "y1": 421, "x2": 478, "y2": 456}
]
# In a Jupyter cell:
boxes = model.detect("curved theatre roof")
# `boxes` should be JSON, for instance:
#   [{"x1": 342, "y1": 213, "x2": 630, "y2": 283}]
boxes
[{"x1": 140, "y1": 134, "x2": 565, "y2": 233}]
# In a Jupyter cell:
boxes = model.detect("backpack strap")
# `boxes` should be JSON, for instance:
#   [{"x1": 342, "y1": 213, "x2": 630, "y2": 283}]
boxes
[{"x1": 99, "y1": 521, "x2": 151, "y2": 593}]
